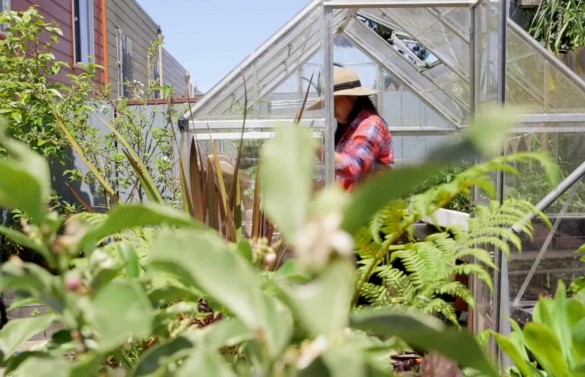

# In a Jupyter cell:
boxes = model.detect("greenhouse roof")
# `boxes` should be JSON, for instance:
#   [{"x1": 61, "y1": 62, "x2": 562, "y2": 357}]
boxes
[{"x1": 185, "y1": 0, "x2": 585, "y2": 128}]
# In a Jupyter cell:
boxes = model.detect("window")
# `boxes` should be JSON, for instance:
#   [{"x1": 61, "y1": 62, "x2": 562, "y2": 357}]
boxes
[
  {"x1": 116, "y1": 29, "x2": 134, "y2": 97},
  {"x1": 0, "y1": 0, "x2": 11, "y2": 32},
  {"x1": 72, "y1": 0, "x2": 94, "y2": 64}
]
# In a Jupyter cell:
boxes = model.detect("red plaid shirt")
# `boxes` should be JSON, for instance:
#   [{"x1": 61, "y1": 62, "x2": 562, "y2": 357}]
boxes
[{"x1": 335, "y1": 109, "x2": 393, "y2": 192}]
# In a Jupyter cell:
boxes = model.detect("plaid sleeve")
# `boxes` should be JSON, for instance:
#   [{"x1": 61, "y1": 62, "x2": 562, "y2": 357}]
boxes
[{"x1": 335, "y1": 118, "x2": 387, "y2": 179}]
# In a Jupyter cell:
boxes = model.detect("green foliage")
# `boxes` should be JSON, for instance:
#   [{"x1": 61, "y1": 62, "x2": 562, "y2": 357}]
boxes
[
  {"x1": 528, "y1": 0, "x2": 585, "y2": 53},
  {"x1": 357, "y1": 196, "x2": 544, "y2": 323},
  {"x1": 0, "y1": 120, "x2": 502, "y2": 376},
  {"x1": 354, "y1": 153, "x2": 556, "y2": 310},
  {"x1": 495, "y1": 281, "x2": 585, "y2": 377},
  {"x1": 410, "y1": 164, "x2": 473, "y2": 212},
  {"x1": 0, "y1": 8, "x2": 97, "y2": 161}
]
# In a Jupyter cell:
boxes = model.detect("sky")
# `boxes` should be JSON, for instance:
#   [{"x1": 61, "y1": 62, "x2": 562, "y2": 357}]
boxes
[{"x1": 137, "y1": 0, "x2": 310, "y2": 93}]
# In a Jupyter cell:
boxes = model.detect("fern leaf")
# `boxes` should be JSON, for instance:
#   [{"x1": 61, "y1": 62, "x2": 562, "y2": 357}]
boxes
[
  {"x1": 433, "y1": 281, "x2": 475, "y2": 308},
  {"x1": 453, "y1": 264, "x2": 493, "y2": 291},
  {"x1": 455, "y1": 248, "x2": 496, "y2": 269}
]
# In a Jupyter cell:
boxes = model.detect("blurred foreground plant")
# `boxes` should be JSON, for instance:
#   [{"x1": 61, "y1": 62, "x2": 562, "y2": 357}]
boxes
[{"x1": 0, "y1": 110, "x2": 511, "y2": 376}]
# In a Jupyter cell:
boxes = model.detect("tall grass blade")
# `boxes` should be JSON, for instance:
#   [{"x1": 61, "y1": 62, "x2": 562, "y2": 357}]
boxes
[
  {"x1": 229, "y1": 72, "x2": 247, "y2": 210},
  {"x1": 121, "y1": 148, "x2": 163, "y2": 204},
  {"x1": 206, "y1": 157, "x2": 219, "y2": 231},
  {"x1": 252, "y1": 166, "x2": 262, "y2": 240},
  {"x1": 98, "y1": 115, "x2": 164, "y2": 204},
  {"x1": 54, "y1": 114, "x2": 118, "y2": 204},
  {"x1": 294, "y1": 73, "x2": 314, "y2": 125},
  {"x1": 210, "y1": 142, "x2": 236, "y2": 241},
  {"x1": 189, "y1": 140, "x2": 205, "y2": 221}
]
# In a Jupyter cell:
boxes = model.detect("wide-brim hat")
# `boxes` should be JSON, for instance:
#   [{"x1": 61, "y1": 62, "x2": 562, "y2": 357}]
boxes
[{"x1": 308, "y1": 67, "x2": 379, "y2": 110}]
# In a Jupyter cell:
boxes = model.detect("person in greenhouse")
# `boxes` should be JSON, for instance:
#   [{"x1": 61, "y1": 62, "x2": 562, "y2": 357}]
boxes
[{"x1": 315, "y1": 67, "x2": 394, "y2": 192}]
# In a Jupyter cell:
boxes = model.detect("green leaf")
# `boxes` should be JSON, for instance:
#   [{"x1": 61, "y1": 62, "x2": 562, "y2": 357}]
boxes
[
  {"x1": 0, "y1": 128, "x2": 51, "y2": 225},
  {"x1": 0, "y1": 262, "x2": 58, "y2": 306},
  {"x1": 572, "y1": 318, "x2": 585, "y2": 363},
  {"x1": 0, "y1": 315, "x2": 55, "y2": 363},
  {"x1": 264, "y1": 295, "x2": 294, "y2": 357},
  {"x1": 8, "y1": 356, "x2": 71, "y2": 377},
  {"x1": 148, "y1": 229, "x2": 268, "y2": 335},
  {"x1": 191, "y1": 318, "x2": 255, "y2": 351},
  {"x1": 299, "y1": 357, "x2": 331, "y2": 377},
  {"x1": 468, "y1": 107, "x2": 519, "y2": 158},
  {"x1": 0, "y1": 225, "x2": 53, "y2": 264},
  {"x1": 87, "y1": 280, "x2": 154, "y2": 351},
  {"x1": 323, "y1": 344, "x2": 366, "y2": 377},
  {"x1": 117, "y1": 243, "x2": 141, "y2": 278},
  {"x1": 342, "y1": 165, "x2": 439, "y2": 233},
  {"x1": 351, "y1": 309, "x2": 498, "y2": 377},
  {"x1": 131, "y1": 336, "x2": 194, "y2": 377},
  {"x1": 11, "y1": 112, "x2": 22, "y2": 123},
  {"x1": 79, "y1": 204, "x2": 202, "y2": 252},
  {"x1": 494, "y1": 332, "x2": 540, "y2": 377},
  {"x1": 523, "y1": 322, "x2": 570, "y2": 377},
  {"x1": 260, "y1": 125, "x2": 315, "y2": 242},
  {"x1": 280, "y1": 260, "x2": 353, "y2": 338},
  {"x1": 175, "y1": 349, "x2": 237, "y2": 377}
]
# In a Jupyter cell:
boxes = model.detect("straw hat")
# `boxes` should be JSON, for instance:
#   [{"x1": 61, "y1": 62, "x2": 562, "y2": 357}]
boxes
[{"x1": 309, "y1": 67, "x2": 379, "y2": 110}]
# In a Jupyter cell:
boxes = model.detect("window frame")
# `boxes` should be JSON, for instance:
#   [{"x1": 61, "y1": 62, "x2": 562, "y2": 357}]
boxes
[
  {"x1": 0, "y1": 0, "x2": 11, "y2": 33},
  {"x1": 72, "y1": 0, "x2": 95, "y2": 65}
]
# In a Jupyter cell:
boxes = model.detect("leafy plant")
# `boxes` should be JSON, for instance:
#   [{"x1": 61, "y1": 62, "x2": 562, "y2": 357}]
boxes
[
  {"x1": 0, "y1": 8, "x2": 98, "y2": 161},
  {"x1": 353, "y1": 152, "x2": 557, "y2": 308},
  {"x1": 358, "y1": 196, "x2": 547, "y2": 324},
  {"x1": 0, "y1": 110, "x2": 508, "y2": 375},
  {"x1": 528, "y1": 0, "x2": 585, "y2": 53},
  {"x1": 494, "y1": 281, "x2": 585, "y2": 377}
]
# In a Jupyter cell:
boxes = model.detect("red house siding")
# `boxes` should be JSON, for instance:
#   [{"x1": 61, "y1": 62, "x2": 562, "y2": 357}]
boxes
[{"x1": 11, "y1": 0, "x2": 106, "y2": 85}]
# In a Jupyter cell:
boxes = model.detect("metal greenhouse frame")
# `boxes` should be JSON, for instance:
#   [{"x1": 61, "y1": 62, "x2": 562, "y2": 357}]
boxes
[{"x1": 180, "y1": 0, "x2": 585, "y2": 364}]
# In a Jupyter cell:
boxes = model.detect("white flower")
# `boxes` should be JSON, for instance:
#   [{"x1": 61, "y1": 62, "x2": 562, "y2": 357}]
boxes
[
  {"x1": 294, "y1": 213, "x2": 354, "y2": 271},
  {"x1": 296, "y1": 336, "x2": 328, "y2": 369}
]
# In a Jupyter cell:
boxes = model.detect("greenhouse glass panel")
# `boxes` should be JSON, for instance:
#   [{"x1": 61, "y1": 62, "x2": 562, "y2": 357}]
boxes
[
  {"x1": 505, "y1": 131, "x2": 585, "y2": 215},
  {"x1": 436, "y1": 7, "x2": 470, "y2": 38},
  {"x1": 343, "y1": 16, "x2": 466, "y2": 126},
  {"x1": 188, "y1": 4, "x2": 346, "y2": 119},
  {"x1": 507, "y1": 24, "x2": 585, "y2": 113},
  {"x1": 359, "y1": 8, "x2": 470, "y2": 79},
  {"x1": 508, "y1": 204, "x2": 585, "y2": 321},
  {"x1": 474, "y1": 0, "x2": 499, "y2": 109}
]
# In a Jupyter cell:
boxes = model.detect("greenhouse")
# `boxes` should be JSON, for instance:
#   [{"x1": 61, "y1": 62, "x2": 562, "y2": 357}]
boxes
[
  {"x1": 4, "y1": 0, "x2": 585, "y2": 374},
  {"x1": 181, "y1": 0, "x2": 585, "y2": 361}
]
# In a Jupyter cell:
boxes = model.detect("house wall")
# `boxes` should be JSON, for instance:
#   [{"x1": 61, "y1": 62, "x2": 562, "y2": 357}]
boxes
[
  {"x1": 162, "y1": 47, "x2": 190, "y2": 97},
  {"x1": 11, "y1": 0, "x2": 106, "y2": 85},
  {"x1": 107, "y1": 0, "x2": 191, "y2": 98}
]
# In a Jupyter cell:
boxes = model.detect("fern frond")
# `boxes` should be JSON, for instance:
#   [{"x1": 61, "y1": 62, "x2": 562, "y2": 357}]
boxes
[
  {"x1": 370, "y1": 200, "x2": 409, "y2": 242},
  {"x1": 392, "y1": 249, "x2": 425, "y2": 287},
  {"x1": 469, "y1": 227, "x2": 523, "y2": 252},
  {"x1": 453, "y1": 264, "x2": 493, "y2": 291},
  {"x1": 354, "y1": 227, "x2": 383, "y2": 259},
  {"x1": 418, "y1": 298, "x2": 458, "y2": 325},
  {"x1": 361, "y1": 282, "x2": 392, "y2": 306},
  {"x1": 68, "y1": 212, "x2": 108, "y2": 227},
  {"x1": 455, "y1": 248, "x2": 496, "y2": 268},
  {"x1": 376, "y1": 265, "x2": 408, "y2": 286},
  {"x1": 433, "y1": 282, "x2": 475, "y2": 308},
  {"x1": 465, "y1": 235, "x2": 512, "y2": 256}
]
